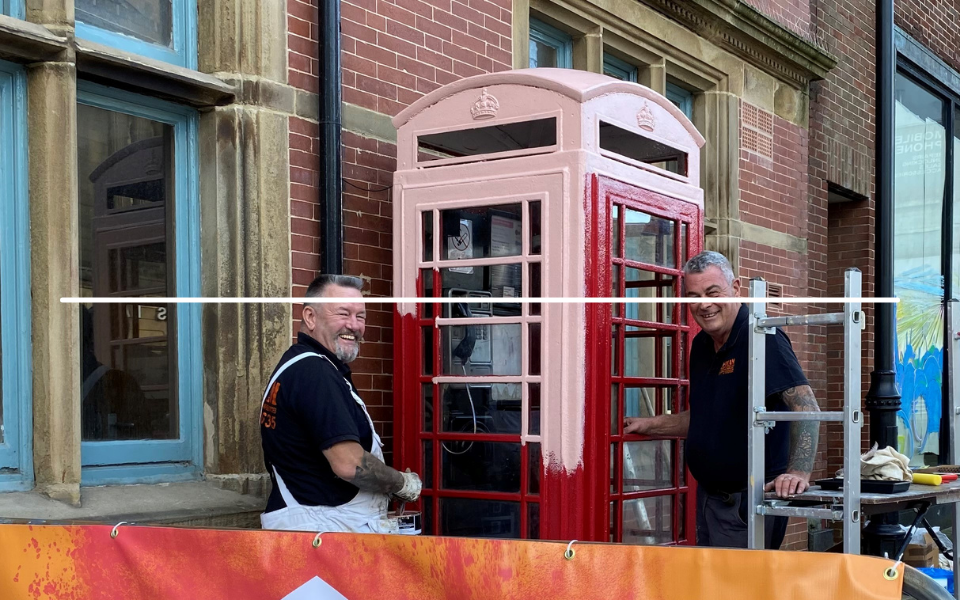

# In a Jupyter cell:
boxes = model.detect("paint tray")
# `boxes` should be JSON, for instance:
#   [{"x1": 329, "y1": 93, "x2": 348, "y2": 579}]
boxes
[{"x1": 815, "y1": 478, "x2": 910, "y2": 494}]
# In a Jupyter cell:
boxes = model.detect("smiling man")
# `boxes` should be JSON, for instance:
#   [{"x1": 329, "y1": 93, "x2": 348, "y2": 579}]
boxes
[
  {"x1": 259, "y1": 275, "x2": 421, "y2": 533},
  {"x1": 624, "y1": 251, "x2": 819, "y2": 550}
]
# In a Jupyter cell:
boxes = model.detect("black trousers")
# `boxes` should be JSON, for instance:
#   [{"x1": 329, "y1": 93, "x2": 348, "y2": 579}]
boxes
[{"x1": 696, "y1": 486, "x2": 788, "y2": 550}]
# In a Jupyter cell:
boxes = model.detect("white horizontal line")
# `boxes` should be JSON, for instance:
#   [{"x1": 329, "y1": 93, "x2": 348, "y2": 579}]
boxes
[{"x1": 60, "y1": 297, "x2": 899, "y2": 304}]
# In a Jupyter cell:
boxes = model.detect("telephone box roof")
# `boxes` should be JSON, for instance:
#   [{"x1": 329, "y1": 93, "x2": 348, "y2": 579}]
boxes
[{"x1": 392, "y1": 67, "x2": 705, "y2": 147}]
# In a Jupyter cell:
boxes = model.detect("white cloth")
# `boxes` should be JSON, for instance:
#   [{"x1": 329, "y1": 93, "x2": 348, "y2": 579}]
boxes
[
  {"x1": 260, "y1": 353, "x2": 400, "y2": 534},
  {"x1": 837, "y1": 443, "x2": 913, "y2": 482}
]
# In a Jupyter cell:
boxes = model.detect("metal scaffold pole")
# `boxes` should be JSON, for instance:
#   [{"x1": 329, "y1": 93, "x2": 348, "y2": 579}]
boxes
[{"x1": 747, "y1": 268, "x2": 862, "y2": 554}]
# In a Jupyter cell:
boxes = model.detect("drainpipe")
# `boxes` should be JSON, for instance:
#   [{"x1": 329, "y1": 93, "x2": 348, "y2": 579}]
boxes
[
  {"x1": 319, "y1": 0, "x2": 343, "y2": 274},
  {"x1": 862, "y1": 0, "x2": 902, "y2": 557}
]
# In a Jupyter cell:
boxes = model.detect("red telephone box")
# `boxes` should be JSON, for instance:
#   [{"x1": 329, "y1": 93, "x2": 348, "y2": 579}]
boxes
[{"x1": 391, "y1": 69, "x2": 704, "y2": 544}]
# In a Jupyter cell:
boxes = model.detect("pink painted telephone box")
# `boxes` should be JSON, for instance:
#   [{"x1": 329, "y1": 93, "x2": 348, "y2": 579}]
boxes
[{"x1": 392, "y1": 69, "x2": 705, "y2": 544}]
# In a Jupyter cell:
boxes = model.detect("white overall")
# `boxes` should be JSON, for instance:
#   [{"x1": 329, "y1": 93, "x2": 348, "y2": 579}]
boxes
[{"x1": 259, "y1": 352, "x2": 400, "y2": 534}]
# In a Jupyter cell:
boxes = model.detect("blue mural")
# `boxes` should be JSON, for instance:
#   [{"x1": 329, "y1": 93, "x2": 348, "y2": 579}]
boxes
[{"x1": 894, "y1": 266, "x2": 944, "y2": 465}]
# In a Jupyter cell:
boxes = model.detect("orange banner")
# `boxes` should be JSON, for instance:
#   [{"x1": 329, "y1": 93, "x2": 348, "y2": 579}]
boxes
[{"x1": 0, "y1": 524, "x2": 902, "y2": 599}]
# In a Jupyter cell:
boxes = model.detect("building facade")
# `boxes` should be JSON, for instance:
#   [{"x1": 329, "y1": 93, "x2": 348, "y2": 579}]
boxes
[{"x1": 0, "y1": 0, "x2": 958, "y2": 549}]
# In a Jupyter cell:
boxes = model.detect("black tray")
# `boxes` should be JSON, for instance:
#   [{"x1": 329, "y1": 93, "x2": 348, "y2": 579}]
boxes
[{"x1": 814, "y1": 478, "x2": 910, "y2": 494}]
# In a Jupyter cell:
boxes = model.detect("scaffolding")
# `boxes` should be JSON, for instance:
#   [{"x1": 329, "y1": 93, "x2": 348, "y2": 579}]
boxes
[{"x1": 746, "y1": 268, "x2": 864, "y2": 553}]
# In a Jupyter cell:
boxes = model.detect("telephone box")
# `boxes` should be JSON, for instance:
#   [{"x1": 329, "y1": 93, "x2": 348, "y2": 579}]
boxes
[{"x1": 392, "y1": 68, "x2": 705, "y2": 544}]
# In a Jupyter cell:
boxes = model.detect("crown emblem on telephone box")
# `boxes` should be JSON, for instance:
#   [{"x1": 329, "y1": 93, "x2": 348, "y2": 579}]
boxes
[
  {"x1": 471, "y1": 88, "x2": 500, "y2": 120},
  {"x1": 636, "y1": 102, "x2": 656, "y2": 132}
]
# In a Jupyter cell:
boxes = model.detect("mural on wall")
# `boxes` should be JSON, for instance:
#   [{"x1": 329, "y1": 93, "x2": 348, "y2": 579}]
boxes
[{"x1": 894, "y1": 265, "x2": 943, "y2": 466}]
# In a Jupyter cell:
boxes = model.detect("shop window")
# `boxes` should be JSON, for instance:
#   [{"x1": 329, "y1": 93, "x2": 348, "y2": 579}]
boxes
[
  {"x1": 603, "y1": 53, "x2": 638, "y2": 82},
  {"x1": 77, "y1": 82, "x2": 201, "y2": 484},
  {"x1": 893, "y1": 69, "x2": 957, "y2": 469},
  {"x1": 666, "y1": 83, "x2": 693, "y2": 120},
  {"x1": 0, "y1": 60, "x2": 31, "y2": 491},
  {"x1": 529, "y1": 18, "x2": 572, "y2": 69},
  {"x1": 76, "y1": 0, "x2": 197, "y2": 68}
]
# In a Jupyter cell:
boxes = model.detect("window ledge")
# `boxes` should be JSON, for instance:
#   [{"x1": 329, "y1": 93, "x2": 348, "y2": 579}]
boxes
[
  {"x1": 0, "y1": 14, "x2": 68, "y2": 63},
  {"x1": 76, "y1": 39, "x2": 235, "y2": 108},
  {"x1": 0, "y1": 481, "x2": 266, "y2": 528}
]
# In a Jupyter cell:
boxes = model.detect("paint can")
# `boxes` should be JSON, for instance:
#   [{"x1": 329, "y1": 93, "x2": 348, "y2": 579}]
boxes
[{"x1": 391, "y1": 509, "x2": 422, "y2": 535}]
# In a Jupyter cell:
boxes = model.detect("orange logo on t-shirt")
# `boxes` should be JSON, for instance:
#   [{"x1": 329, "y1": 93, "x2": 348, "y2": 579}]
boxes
[
  {"x1": 719, "y1": 359, "x2": 735, "y2": 375},
  {"x1": 260, "y1": 382, "x2": 280, "y2": 429}
]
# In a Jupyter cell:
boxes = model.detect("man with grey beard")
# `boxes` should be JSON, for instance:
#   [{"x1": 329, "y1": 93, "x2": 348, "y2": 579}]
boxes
[{"x1": 259, "y1": 274, "x2": 421, "y2": 533}]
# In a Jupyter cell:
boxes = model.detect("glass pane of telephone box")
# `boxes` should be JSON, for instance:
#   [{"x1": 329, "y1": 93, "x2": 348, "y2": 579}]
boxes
[
  {"x1": 625, "y1": 269, "x2": 676, "y2": 324},
  {"x1": 528, "y1": 442, "x2": 541, "y2": 494},
  {"x1": 440, "y1": 266, "x2": 521, "y2": 317},
  {"x1": 440, "y1": 324, "x2": 522, "y2": 376},
  {"x1": 624, "y1": 209, "x2": 676, "y2": 268},
  {"x1": 420, "y1": 268, "x2": 434, "y2": 318},
  {"x1": 422, "y1": 211, "x2": 433, "y2": 261},
  {"x1": 528, "y1": 382, "x2": 541, "y2": 435},
  {"x1": 527, "y1": 503, "x2": 540, "y2": 539},
  {"x1": 441, "y1": 441, "x2": 521, "y2": 493},
  {"x1": 623, "y1": 496, "x2": 673, "y2": 545},
  {"x1": 440, "y1": 498, "x2": 520, "y2": 538},
  {"x1": 439, "y1": 382, "x2": 521, "y2": 435},
  {"x1": 623, "y1": 387, "x2": 674, "y2": 419},
  {"x1": 624, "y1": 328, "x2": 674, "y2": 379},
  {"x1": 440, "y1": 204, "x2": 522, "y2": 261},
  {"x1": 623, "y1": 440, "x2": 673, "y2": 492}
]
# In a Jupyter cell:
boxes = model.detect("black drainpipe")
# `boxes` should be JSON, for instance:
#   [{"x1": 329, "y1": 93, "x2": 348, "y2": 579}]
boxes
[
  {"x1": 319, "y1": 0, "x2": 343, "y2": 275},
  {"x1": 862, "y1": 0, "x2": 902, "y2": 557}
]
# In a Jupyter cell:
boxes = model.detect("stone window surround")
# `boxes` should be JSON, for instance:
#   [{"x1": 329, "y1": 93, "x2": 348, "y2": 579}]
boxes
[
  {"x1": 0, "y1": 1, "x2": 303, "y2": 525},
  {"x1": 512, "y1": 0, "x2": 833, "y2": 264}
]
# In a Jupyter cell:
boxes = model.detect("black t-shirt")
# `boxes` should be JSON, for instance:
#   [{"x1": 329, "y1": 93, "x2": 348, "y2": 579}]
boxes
[
  {"x1": 260, "y1": 333, "x2": 374, "y2": 512},
  {"x1": 685, "y1": 304, "x2": 809, "y2": 493}
]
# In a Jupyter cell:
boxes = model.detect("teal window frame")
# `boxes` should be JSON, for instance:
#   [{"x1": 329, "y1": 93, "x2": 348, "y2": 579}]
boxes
[
  {"x1": 603, "y1": 53, "x2": 638, "y2": 82},
  {"x1": 76, "y1": 0, "x2": 197, "y2": 69},
  {"x1": 666, "y1": 82, "x2": 694, "y2": 120},
  {"x1": 0, "y1": 60, "x2": 32, "y2": 492},
  {"x1": 77, "y1": 82, "x2": 202, "y2": 485},
  {"x1": 3, "y1": 0, "x2": 24, "y2": 18},
  {"x1": 529, "y1": 18, "x2": 573, "y2": 69}
]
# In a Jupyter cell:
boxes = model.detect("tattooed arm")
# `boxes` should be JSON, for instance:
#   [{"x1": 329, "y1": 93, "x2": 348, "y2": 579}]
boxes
[
  {"x1": 764, "y1": 385, "x2": 820, "y2": 498},
  {"x1": 323, "y1": 442, "x2": 404, "y2": 495}
]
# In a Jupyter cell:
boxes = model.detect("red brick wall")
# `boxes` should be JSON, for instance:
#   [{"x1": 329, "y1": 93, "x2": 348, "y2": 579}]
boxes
[
  {"x1": 809, "y1": 0, "x2": 877, "y2": 467},
  {"x1": 737, "y1": 100, "x2": 828, "y2": 550},
  {"x1": 335, "y1": 0, "x2": 512, "y2": 456},
  {"x1": 896, "y1": 0, "x2": 960, "y2": 73},
  {"x1": 808, "y1": 0, "x2": 877, "y2": 549},
  {"x1": 283, "y1": 0, "x2": 512, "y2": 459},
  {"x1": 341, "y1": 0, "x2": 512, "y2": 117},
  {"x1": 743, "y1": 0, "x2": 812, "y2": 41}
]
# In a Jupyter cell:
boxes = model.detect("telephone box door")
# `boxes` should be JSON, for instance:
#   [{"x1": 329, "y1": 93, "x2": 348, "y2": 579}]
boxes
[{"x1": 589, "y1": 174, "x2": 702, "y2": 545}]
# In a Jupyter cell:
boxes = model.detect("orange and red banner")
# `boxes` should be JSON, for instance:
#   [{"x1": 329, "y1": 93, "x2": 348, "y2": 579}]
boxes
[{"x1": 0, "y1": 524, "x2": 902, "y2": 599}]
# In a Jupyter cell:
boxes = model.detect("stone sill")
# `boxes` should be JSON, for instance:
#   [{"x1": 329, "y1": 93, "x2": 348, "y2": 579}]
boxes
[
  {"x1": 76, "y1": 40, "x2": 235, "y2": 108},
  {"x1": 0, "y1": 14, "x2": 67, "y2": 63},
  {"x1": 0, "y1": 481, "x2": 265, "y2": 528}
]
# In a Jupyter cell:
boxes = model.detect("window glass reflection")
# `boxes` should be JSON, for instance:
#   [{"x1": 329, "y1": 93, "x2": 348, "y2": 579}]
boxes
[
  {"x1": 893, "y1": 72, "x2": 946, "y2": 467},
  {"x1": 77, "y1": 0, "x2": 173, "y2": 48},
  {"x1": 78, "y1": 104, "x2": 177, "y2": 441}
]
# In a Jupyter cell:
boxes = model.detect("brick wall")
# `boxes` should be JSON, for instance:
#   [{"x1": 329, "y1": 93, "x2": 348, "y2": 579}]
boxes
[
  {"x1": 743, "y1": 0, "x2": 813, "y2": 41},
  {"x1": 737, "y1": 99, "x2": 828, "y2": 550},
  {"x1": 896, "y1": 0, "x2": 960, "y2": 73},
  {"x1": 341, "y1": 0, "x2": 512, "y2": 117},
  {"x1": 283, "y1": 0, "x2": 512, "y2": 458},
  {"x1": 335, "y1": 0, "x2": 512, "y2": 456},
  {"x1": 809, "y1": 0, "x2": 877, "y2": 465},
  {"x1": 808, "y1": 0, "x2": 878, "y2": 550}
]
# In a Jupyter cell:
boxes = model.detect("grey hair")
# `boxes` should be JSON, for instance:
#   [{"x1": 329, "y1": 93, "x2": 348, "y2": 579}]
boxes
[
  {"x1": 305, "y1": 274, "x2": 364, "y2": 298},
  {"x1": 682, "y1": 251, "x2": 735, "y2": 285}
]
